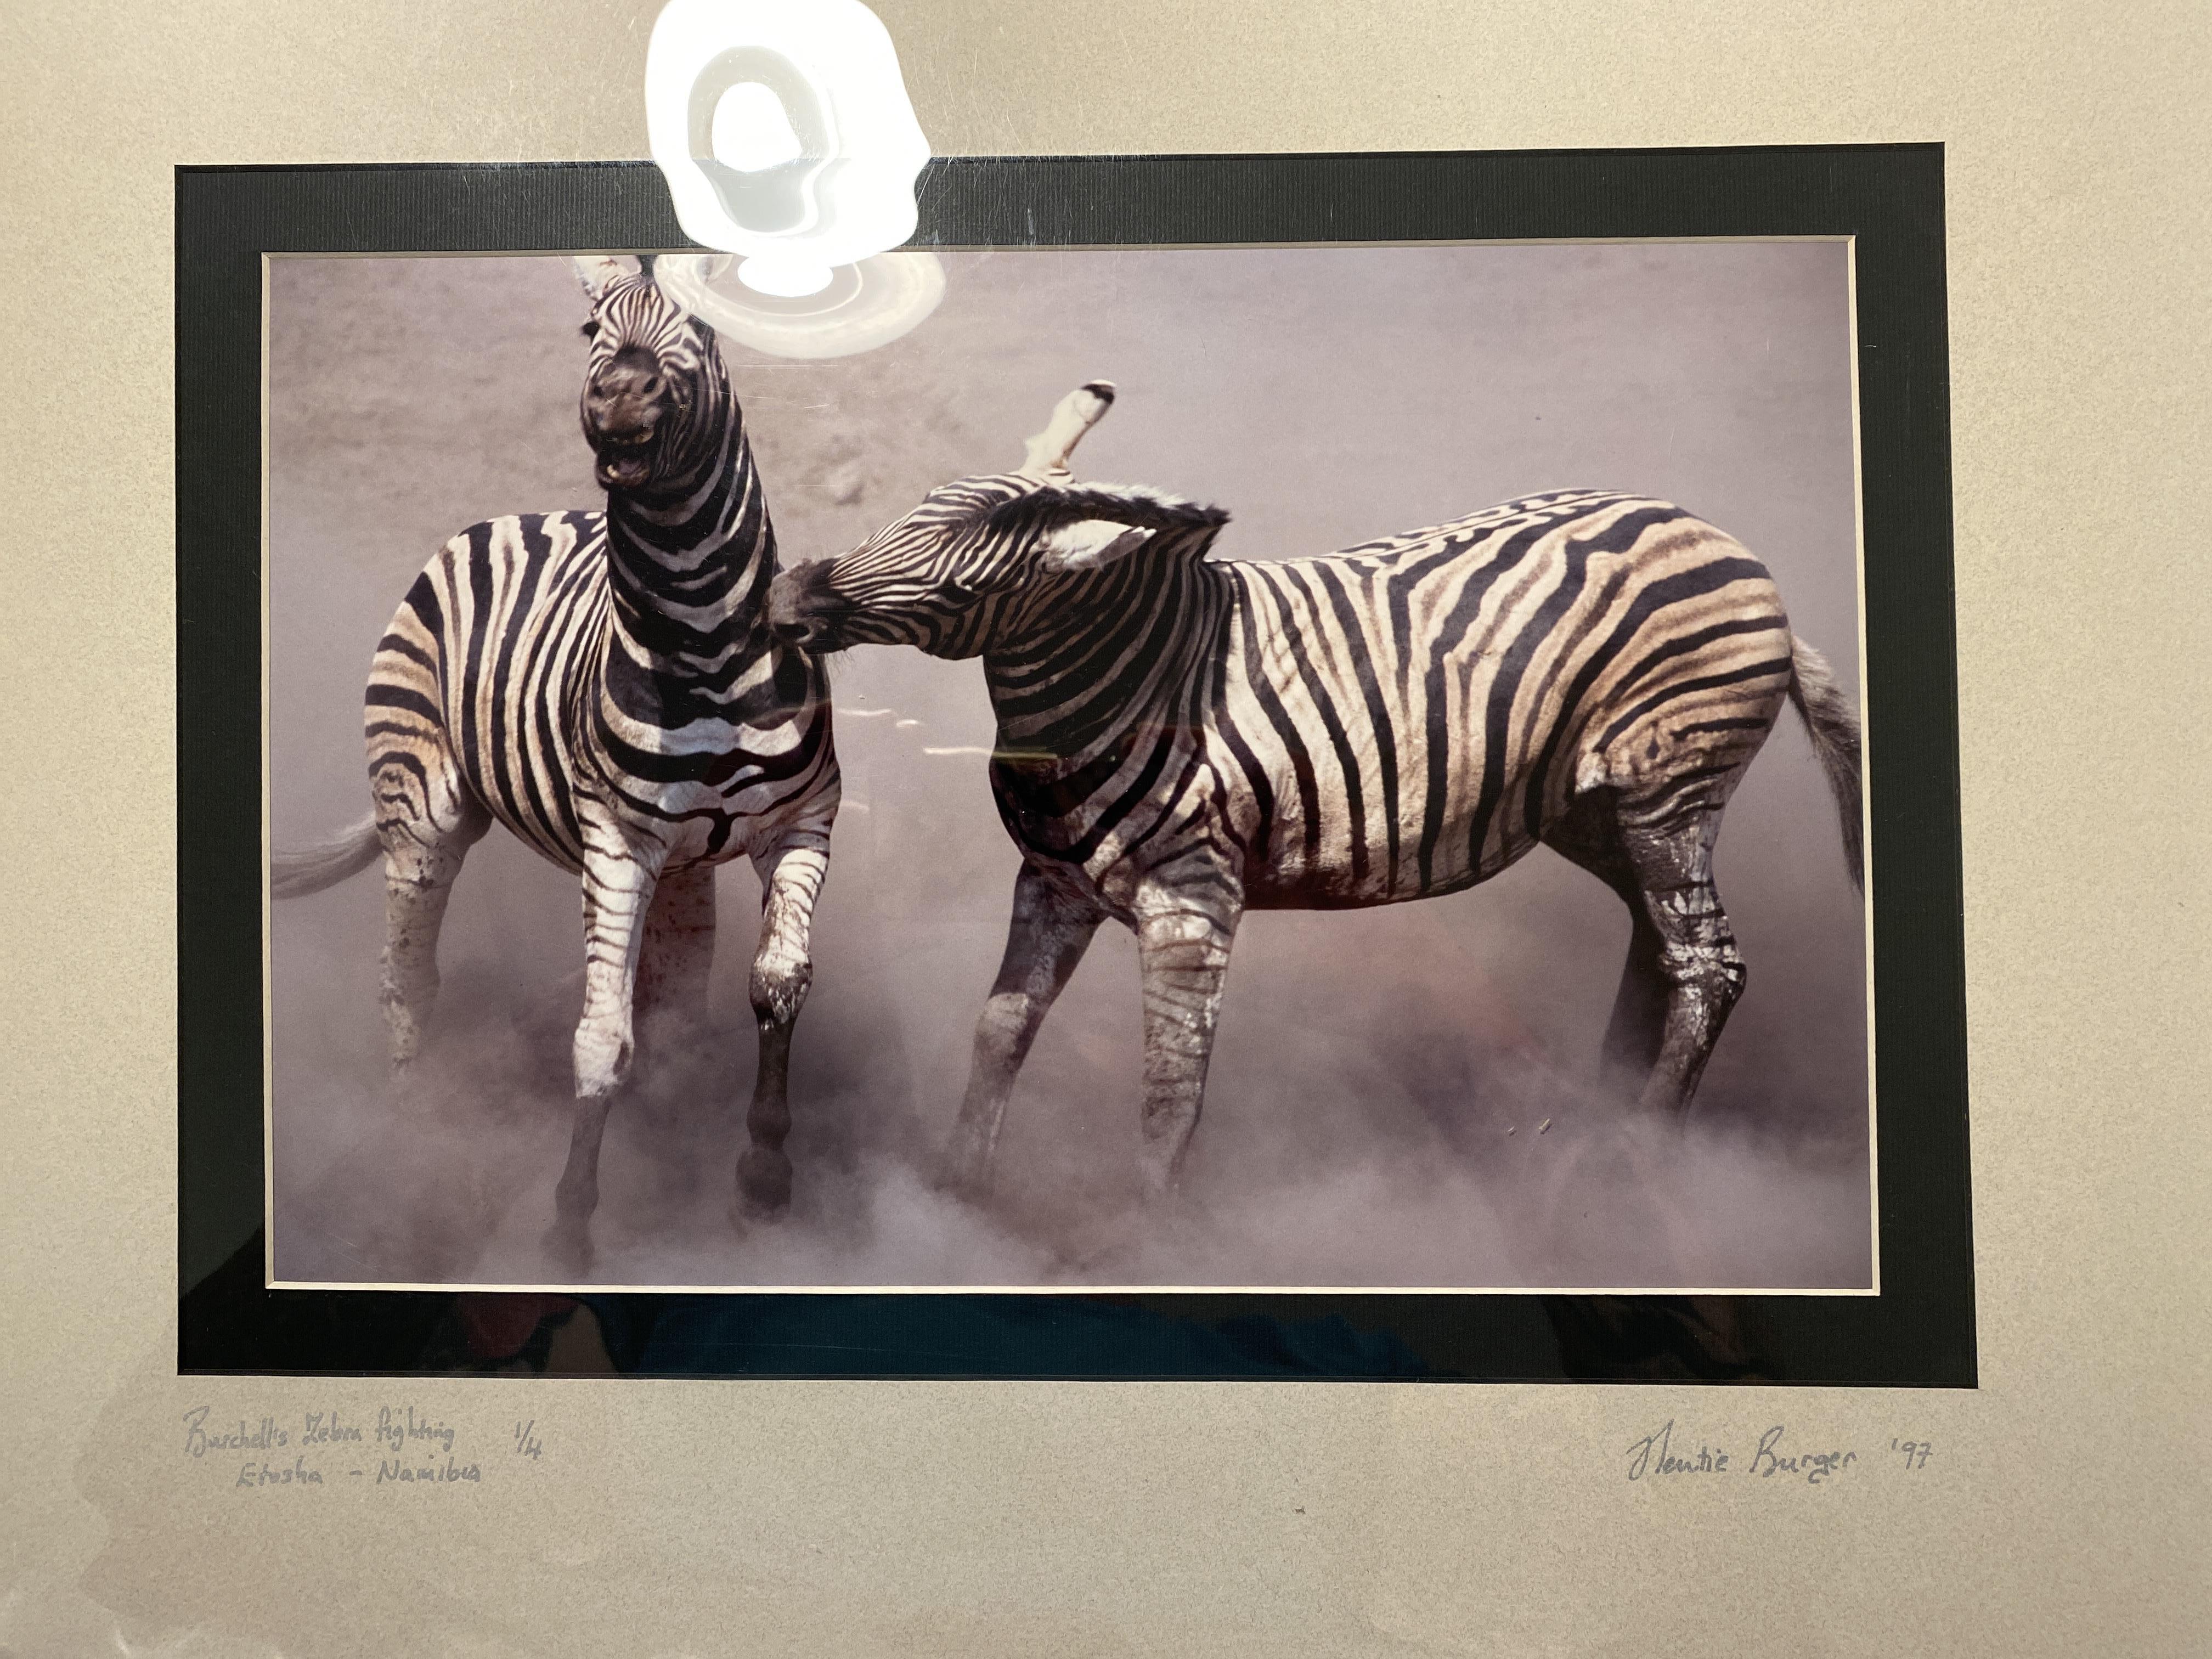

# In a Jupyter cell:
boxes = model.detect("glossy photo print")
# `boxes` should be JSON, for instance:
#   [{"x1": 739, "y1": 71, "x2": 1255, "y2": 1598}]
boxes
[{"x1": 264, "y1": 240, "x2": 1870, "y2": 1294}]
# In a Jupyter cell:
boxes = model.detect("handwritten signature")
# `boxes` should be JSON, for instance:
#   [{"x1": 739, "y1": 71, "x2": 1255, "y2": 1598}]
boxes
[{"x1": 1626, "y1": 1420, "x2": 1902, "y2": 1485}]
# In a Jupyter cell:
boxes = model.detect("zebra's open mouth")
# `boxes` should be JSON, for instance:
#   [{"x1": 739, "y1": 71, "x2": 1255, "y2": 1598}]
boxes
[{"x1": 592, "y1": 426, "x2": 659, "y2": 490}]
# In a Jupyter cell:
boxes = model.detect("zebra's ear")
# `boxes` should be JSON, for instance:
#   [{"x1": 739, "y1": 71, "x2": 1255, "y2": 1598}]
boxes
[
  {"x1": 1036, "y1": 522, "x2": 1155, "y2": 573},
  {"x1": 571, "y1": 255, "x2": 637, "y2": 302},
  {"x1": 1000, "y1": 483, "x2": 1229, "y2": 574},
  {"x1": 1018, "y1": 382, "x2": 1116, "y2": 477}
]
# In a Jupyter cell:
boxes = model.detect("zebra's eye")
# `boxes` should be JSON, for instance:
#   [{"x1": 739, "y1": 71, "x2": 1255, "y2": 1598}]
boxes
[{"x1": 579, "y1": 319, "x2": 600, "y2": 340}]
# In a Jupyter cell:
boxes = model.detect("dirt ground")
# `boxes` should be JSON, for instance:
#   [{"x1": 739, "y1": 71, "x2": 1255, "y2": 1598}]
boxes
[{"x1": 264, "y1": 242, "x2": 1871, "y2": 1289}]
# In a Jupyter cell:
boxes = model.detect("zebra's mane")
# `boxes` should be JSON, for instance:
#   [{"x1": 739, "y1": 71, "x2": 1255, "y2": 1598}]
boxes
[{"x1": 982, "y1": 479, "x2": 1231, "y2": 541}]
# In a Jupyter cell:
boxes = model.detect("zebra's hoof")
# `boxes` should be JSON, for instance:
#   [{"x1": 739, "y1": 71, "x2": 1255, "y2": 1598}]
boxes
[
  {"x1": 734, "y1": 1149, "x2": 792, "y2": 1222},
  {"x1": 933, "y1": 1143, "x2": 996, "y2": 1206},
  {"x1": 541, "y1": 1212, "x2": 595, "y2": 1279},
  {"x1": 938, "y1": 1172, "x2": 995, "y2": 1213}
]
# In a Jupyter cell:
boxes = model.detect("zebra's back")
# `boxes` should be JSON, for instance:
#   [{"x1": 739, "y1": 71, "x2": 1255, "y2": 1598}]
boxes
[
  {"x1": 1217, "y1": 490, "x2": 1795, "y2": 906},
  {"x1": 366, "y1": 511, "x2": 609, "y2": 873}
]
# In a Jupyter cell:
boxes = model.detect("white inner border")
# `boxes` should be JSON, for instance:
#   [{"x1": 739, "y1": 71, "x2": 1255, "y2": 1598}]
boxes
[{"x1": 260, "y1": 236, "x2": 1879, "y2": 1298}]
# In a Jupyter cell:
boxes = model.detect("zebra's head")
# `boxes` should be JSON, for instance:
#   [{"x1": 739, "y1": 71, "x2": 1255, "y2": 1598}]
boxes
[
  {"x1": 571, "y1": 255, "x2": 733, "y2": 498},
  {"x1": 766, "y1": 382, "x2": 1229, "y2": 658}
]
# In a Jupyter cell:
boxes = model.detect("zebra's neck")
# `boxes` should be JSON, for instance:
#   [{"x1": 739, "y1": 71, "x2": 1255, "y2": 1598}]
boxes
[
  {"x1": 984, "y1": 551, "x2": 1230, "y2": 764},
  {"x1": 601, "y1": 415, "x2": 779, "y2": 685}
]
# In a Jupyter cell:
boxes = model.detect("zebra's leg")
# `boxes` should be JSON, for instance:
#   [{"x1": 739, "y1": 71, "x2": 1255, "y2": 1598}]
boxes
[
  {"x1": 624, "y1": 864, "x2": 719, "y2": 1210},
  {"x1": 633, "y1": 861, "x2": 718, "y2": 1051},
  {"x1": 1534, "y1": 788, "x2": 1710, "y2": 1279},
  {"x1": 544, "y1": 828, "x2": 667, "y2": 1272},
  {"x1": 1131, "y1": 874, "x2": 1243, "y2": 1202},
  {"x1": 1543, "y1": 790, "x2": 1669, "y2": 1096},
  {"x1": 1612, "y1": 795, "x2": 1746, "y2": 1120},
  {"x1": 733, "y1": 827, "x2": 832, "y2": 1222},
  {"x1": 944, "y1": 863, "x2": 1104, "y2": 1200},
  {"x1": 374, "y1": 761, "x2": 490, "y2": 1075}
]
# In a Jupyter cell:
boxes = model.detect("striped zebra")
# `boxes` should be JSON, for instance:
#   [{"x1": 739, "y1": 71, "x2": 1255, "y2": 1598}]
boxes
[
  {"x1": 273, "y1": 255, "x2": 839, "y2": 1269},
  {"x1": 765, "y1": 382, "x2": 1861, "y2": 1201}
]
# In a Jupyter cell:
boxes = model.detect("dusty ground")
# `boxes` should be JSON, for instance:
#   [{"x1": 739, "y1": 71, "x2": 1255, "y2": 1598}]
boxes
[{"x1": 265, "y1": 244, "x2": 1870, "y2": 1289}]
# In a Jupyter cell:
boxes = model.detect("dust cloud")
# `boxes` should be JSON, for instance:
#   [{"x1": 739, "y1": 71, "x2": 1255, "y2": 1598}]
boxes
[{"x1": 266, "y1": 245, "x2": 1869, "y2": 1289}]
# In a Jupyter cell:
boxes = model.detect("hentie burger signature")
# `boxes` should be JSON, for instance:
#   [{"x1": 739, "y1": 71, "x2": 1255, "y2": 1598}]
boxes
[{"x1": 1625, "y1": 1419, "x2": 1887, "y2": 1485}]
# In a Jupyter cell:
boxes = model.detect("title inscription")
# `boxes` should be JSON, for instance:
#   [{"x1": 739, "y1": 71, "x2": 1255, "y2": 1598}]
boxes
[{"x1": 182, "y1": 1404, "x2": 547, "y2": 1494}]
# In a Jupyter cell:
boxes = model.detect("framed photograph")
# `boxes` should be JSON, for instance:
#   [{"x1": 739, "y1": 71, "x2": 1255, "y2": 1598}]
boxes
[{"x1": 179, "y1": 149, "x2": 1971, "y2": 1381}]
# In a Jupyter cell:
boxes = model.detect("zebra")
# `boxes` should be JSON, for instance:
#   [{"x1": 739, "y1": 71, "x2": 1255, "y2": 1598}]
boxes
[
  {"x1": 765, "y1": 381, "x2": 1861, "y2": 1204},
  {"x1": 273, "y1": 254, "x2": 840, "y2": 1270}
]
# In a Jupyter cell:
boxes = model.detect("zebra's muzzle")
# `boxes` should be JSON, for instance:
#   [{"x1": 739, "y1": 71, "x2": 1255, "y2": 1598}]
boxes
[{"x1": 765, "y1": 563, "x2": 847, "y2": 649}]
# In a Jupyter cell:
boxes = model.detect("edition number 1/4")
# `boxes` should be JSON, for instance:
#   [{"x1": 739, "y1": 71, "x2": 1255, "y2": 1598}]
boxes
[{"x1": 1891, "y1": 1438, "x2": 1934, "y2": 1470}]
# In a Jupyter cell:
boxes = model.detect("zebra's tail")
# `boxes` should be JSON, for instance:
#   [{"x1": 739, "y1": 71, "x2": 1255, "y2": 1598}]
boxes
[
  {"x1": 270, "y1": 814, "x2": 382, "y2": 899},
  {"x1": 1785, "y1": 634, "x2": 1864, "y2": 895}
]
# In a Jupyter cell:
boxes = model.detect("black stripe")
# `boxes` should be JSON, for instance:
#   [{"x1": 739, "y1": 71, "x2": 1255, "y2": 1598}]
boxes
[
  {"x1": 399, "y1": 570, "x2": 444, "y2": 648},
  {"x1": 1236, "y1": 577, "x2": 1322, "y2": 871},
  {"x1": 363, "y1": 682, "x2": 441, "y2": 723},
  {"x1": 1256, "y1": 571, "x2": 1336, "y2": 876},
  {"x1": 519, "y1": 515, "x2": 597, "y2": 856},
  {"x1": 486, "y1": 516, "x2": 553, "y2": 845},
  {"x1": 1056, "y1": 727, "x2": 1182, "y2": 866},
  {"x1": 1465, "y1": 506, "x2": 1674, "y2": 875},
  {"x1": 1608, "y1": 609, "x2": 1786, "y2": 703},
  {"x1": 1018, "y1": 569, "x2": 1186, "y2": 758},
  {"x1": 1004, "y1": 727, "x2": 1136, "y2": 823},
  {"x1": 534, "y1": 684, "x2": 582, "y2": 854},
  {"x1": 1307, "y1": 560, "x2": 1399, "y2": 886},
  {"x1": 1519, "y1": 557, "x2": 1779, "y2": 836},
  {"x1": 592, "y1": 697, "x2": 828, "y2": 788},
  {"x1": 373, "y1": 631, "x2": 436, "y2": 673},
  {"x1": 1118, "y1": 735, "x2": 1211, "y2": 864},
  {"x1": 456, "y1": 521, "x2": 496, "y2": 790},
  {"x1": 995, "y1": 554, "x2": 1173, "y2": 718},
  {"x1": 367, "y1": 749, "x2": 430, "y2": 792},
  {"x1": 1412, "y1": 511, "x2": 1570, "y2": 888},
  {"x1": 1208, "y1": 600, "x2": 1273, "y2": 864},
  {"x1": 1274, "y1": 563, "x2": 1370, "y2": 885},
  {"x1": 1594, "y1": 657, "x2": 1795, "y2": 753},
  {"x1": 1677, "y1": 716, "x2": 1772, "y2": 736}
]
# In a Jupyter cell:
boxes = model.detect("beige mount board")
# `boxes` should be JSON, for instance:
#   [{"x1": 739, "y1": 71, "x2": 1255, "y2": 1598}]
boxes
[{"x1": 0, "y1": 1, "x2": 2203, "y2": 1655}]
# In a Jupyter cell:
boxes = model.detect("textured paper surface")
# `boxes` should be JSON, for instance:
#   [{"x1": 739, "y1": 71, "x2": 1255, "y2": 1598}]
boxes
[{"x1": 2, "y1": 2, "x2": 2205, "y2": 1654}]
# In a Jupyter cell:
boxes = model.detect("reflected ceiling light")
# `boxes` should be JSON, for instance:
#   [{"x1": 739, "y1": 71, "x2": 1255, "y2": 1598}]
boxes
[{"x1": 645, "y1": 0, "x2": 942, "y2": 357}]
